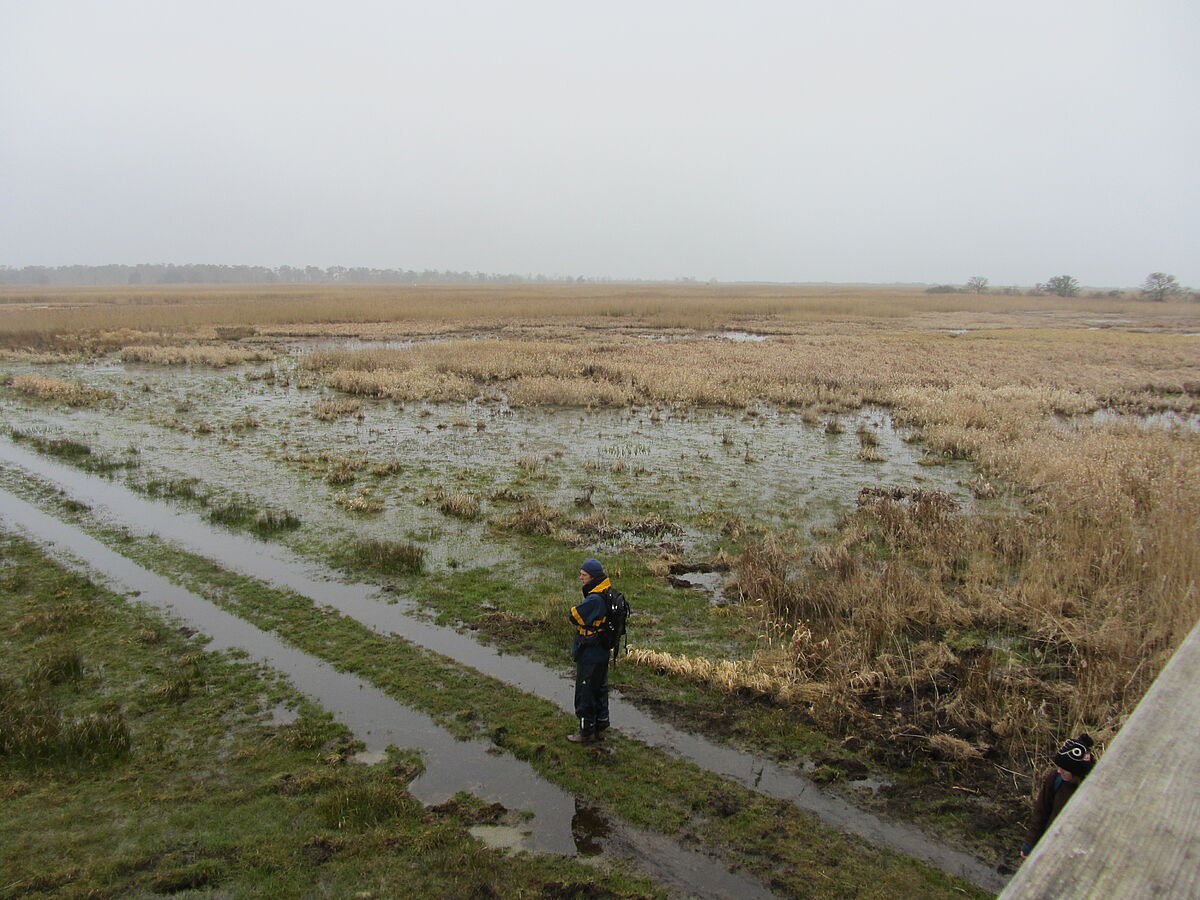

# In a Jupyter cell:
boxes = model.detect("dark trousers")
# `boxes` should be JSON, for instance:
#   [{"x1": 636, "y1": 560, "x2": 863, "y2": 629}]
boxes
[{"x1": 573, "y1": 656, "x2": 610, "y2": 735}]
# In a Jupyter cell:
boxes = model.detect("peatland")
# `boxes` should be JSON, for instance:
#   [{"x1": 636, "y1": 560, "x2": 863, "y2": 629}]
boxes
[{"x1": 1, "y1": 282, "x2": 1197, "y2": 884}]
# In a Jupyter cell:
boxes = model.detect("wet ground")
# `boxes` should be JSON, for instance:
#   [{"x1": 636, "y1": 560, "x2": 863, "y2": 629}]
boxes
[
  {"x1": 0, "y1": 346, "x2": 1020, "y2": 892},
  {"x1": 0, "y1": 485, "x2": 775, "y2": 900},
  {"x1": 0, "y1": 438, "x2": 1007, "y2": 894},
  {"x1": 0, "y1": 347, "x2": 980, "y2": 573}
]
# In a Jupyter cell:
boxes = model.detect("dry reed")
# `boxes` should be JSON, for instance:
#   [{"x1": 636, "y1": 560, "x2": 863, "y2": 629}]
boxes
[
  {"x1": 119, "y1": 345, "x2": 273, "y2": 367},
  {"x1": 9, "y1": 375, "x2": 112, "y2": 407}
]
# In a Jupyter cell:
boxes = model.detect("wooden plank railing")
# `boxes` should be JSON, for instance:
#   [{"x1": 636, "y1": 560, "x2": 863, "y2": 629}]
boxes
[{"x1": 999, "y1": 617, "x2": 1200, "y2": 899}]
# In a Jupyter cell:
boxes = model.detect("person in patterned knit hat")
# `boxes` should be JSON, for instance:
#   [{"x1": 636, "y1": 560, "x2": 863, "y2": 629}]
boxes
[{"x1": 1020, "y1": 734, "x2": 1096, "y2": 858}]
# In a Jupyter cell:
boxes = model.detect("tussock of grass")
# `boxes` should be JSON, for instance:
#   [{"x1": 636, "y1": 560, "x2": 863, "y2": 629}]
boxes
[
  {"x1": 420, "y1": 486, "x2": 482, "y2": 519},
  {"x1": 25, "y1": 645, "x2": 84, "y2": 685},
  {"x1": 325, "y1": 456, "x2": 365, "y2": 484},
  {"x1": 9, "y1": 374, "x2": 112, "y2": 406},
  {"x1": 438, "y1": 490, "x2": 480, "y2": 519},
  {"x1": 488, "y1": 486, "x2": 529, "y2": 503},
  {"x1": 312, "y1": 396, "x2": 362, "y2": 421},
  {"x1": 226, "y1": 413, "x2": 260, "y2": 431},
  {"x1": 141, "y1": 476, "x2": 203, "y2": 501},
  {"x1": 339, "y1": 539, "x2": 427, "y2": 576},
  {"x1": 493, "y1": 500, "x2": 559, "y2": 536},
  {"x1": 334, "y1": 489, "x2": 384, "y2": 513},
  {"x1": 516, "y1": 454, "x2": 544, "y2": 474},
  {"x1": 0, "y1": 677, "x2": 131, "y2": 764},
  {"x1": 206, "y1": 501, "x2": 301, "y2": 536},
  {"x1": 318, "y1": 780, "x2": 420, "y2": 829}
]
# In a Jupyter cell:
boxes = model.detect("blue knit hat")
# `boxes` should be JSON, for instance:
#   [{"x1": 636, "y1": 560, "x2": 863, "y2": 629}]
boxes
[{"x1": 581, "y1": 558, "x2": 605, "y2": 580}]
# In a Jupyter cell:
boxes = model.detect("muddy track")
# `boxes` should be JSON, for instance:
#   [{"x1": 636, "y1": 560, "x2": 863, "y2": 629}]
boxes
[
  {"x1": 0, "y1": 438, "x2": 1007, "y2": 893},
  {"x1": 0, "y1": 487, "x2": 775, "y2": 900}
]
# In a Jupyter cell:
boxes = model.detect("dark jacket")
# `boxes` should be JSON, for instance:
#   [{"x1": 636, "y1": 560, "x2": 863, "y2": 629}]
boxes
[
  {"x1": 1023, "y1": 768, "x2": 1081, "y2": 853},
  {"x1": 570, "y1": 577, "x2": 612, "y2": 663}
]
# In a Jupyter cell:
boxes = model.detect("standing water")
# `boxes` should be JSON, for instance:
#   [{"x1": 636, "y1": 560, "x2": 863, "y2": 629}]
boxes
[
  {"x1": 0, "y1": 437, "x2": 1006, "y2": 893},
  {"x1": 0, "y1": 486, "x2": 775, "y2": 900}
]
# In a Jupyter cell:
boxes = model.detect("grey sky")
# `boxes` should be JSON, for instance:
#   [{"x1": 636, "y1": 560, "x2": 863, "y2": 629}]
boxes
[{"x1": 2, "y1": 1, "x2": 1197, "y2": 285}]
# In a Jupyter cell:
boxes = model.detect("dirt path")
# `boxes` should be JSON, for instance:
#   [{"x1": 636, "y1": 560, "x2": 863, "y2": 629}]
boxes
[
  {"x1": 0, "y1": 437, "x2": 1007, "y2": 893},
  {"x1": 0, "y1": 486, "x2": 776, "y2": 900}
]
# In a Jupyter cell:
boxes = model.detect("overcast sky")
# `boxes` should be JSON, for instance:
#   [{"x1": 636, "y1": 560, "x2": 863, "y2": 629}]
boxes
[{"x1": 2, "y1": 1, "x2": 1197, "y2": 285}]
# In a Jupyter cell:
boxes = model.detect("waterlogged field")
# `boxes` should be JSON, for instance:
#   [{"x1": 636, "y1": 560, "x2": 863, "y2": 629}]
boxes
[
  {"x1": 2, "y1": 284, "x2": 1198, "y2": 895},
  {"x1": 0, "y1": 352, "x2": 980, "y2": 572}
]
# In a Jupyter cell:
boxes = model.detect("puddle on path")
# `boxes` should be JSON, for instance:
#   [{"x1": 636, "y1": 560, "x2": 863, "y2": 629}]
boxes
[
  {"x1": 0, "y1": 438, "x2": 1006, "y2": 894},
  {"x1": 0, "y1": 485, "x2": 774, "y2": 900}
]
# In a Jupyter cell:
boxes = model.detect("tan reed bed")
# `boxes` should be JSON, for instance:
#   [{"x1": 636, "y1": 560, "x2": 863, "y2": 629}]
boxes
[
  {"x1": 632, "y1": 425, "x2": 1200, "y2": 798},
  {"x1": 119, "y1": 345, "x2": 274, "y2": 367},
  {"x1": 2, "y1": 283, "x2": 1196, "y2": 348},
  {"x1": 4, "y1": 284, "x2": 1198, "y2": 807},
  {"x1": 8, "y1": 374, "x2": 113, "y2": 407}
]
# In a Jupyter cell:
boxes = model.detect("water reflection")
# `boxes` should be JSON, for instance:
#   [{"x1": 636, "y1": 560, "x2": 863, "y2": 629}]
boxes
[
  {"x1": 0, "y1": 485, "x2": 778, "y2": 900},
  {"x1": 571, "y1": 799, "x2": 612, "y2": 857},
  {"x1": 0, "y1": 438, "x2": 1005, "y2": 894}
]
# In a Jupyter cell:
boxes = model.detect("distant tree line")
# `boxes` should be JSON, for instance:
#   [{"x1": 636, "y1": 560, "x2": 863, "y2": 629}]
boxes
[
  {"x1": 925, "y1": 272, "x2": 1196, "y2": 301},
  {"x1": 0, "y1": 264, "x2": 634, "y2": 287}
]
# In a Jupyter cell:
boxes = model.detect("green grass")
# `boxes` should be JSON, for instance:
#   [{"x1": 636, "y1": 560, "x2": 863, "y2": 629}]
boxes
[
  {"x1": 1, "y1": 431, "x2": 1015, "y2": 868},
  {"x1": 206, "y1": 499, "x2": 302, "y2": 536},
  {"x1": 8, "y1": 428, "x2": 133, "y2": 475},
  {"x1": 61, "y1": 514, "x2": 985, "y2": 898},
  {"x1": 0, "y1": 530, "x2": 661, "y2": 898},
  {"x1": 331, "y1": 538, "x2": 428, "y2": 576}
]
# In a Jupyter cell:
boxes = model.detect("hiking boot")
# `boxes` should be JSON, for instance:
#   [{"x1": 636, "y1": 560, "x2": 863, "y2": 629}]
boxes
[{"x1": 567, "y1": 732, "x2": 597, "y2": 744}]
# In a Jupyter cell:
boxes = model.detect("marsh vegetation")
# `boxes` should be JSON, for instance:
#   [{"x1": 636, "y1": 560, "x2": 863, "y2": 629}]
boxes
[{"x1": 1, "y1": 283, "x2": 1197, "y2": 881}]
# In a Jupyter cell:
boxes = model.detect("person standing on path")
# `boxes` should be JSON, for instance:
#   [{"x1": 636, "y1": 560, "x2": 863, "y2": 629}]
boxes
[{"x1": 568, "y1": 558, "x2": 613, "y2": 743}]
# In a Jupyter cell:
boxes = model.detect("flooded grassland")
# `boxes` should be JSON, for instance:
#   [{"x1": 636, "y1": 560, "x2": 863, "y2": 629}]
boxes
[
  {"x1": 2, "y1": 288, "x2": 1199, "y2": 892},
  {"x1": 0, "y1": 528, "x2": 681, "y2": 899}
]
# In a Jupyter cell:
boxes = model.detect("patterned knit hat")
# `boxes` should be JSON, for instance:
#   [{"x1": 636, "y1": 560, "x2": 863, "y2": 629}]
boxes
[
  {"x1": 1054, "y1": 734, "x2": 1095, "y2": 778},
  {"x1": 581, "y1": 558, "x2": 605, "y2": 580}
]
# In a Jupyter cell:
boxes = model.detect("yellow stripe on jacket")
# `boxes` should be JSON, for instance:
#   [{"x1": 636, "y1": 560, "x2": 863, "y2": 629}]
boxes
[{"x1": 571, "y1": 578, "x2": 611, "y2": 636}]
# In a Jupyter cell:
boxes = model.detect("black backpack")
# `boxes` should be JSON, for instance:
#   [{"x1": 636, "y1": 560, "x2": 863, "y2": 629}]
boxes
[{"x1": 600, "y1": 588, "x2": 631, "y2": 662}]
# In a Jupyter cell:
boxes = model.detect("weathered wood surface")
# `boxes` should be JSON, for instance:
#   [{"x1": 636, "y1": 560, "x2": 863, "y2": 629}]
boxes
[{"x1": 1000, "y1": 617, "x2": 1200, "y2": 899}]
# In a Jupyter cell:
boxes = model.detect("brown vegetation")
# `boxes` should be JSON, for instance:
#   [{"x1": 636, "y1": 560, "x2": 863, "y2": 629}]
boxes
[
  {"x1": 2, "y1": 283, "x2": 1196, "y2": 347},
  {"x1": 636, "y1": 438, "x2": 1199, "y2": 799},
  {"x1": 119, "y1": 344, "x2": 273, "y2": 367},
  {"x1": 3, "y1": 283, "x2": 1197, "y2": 815},
  {"x1": 9, "y1": 375, "x2": 112, "y2": 407}
]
